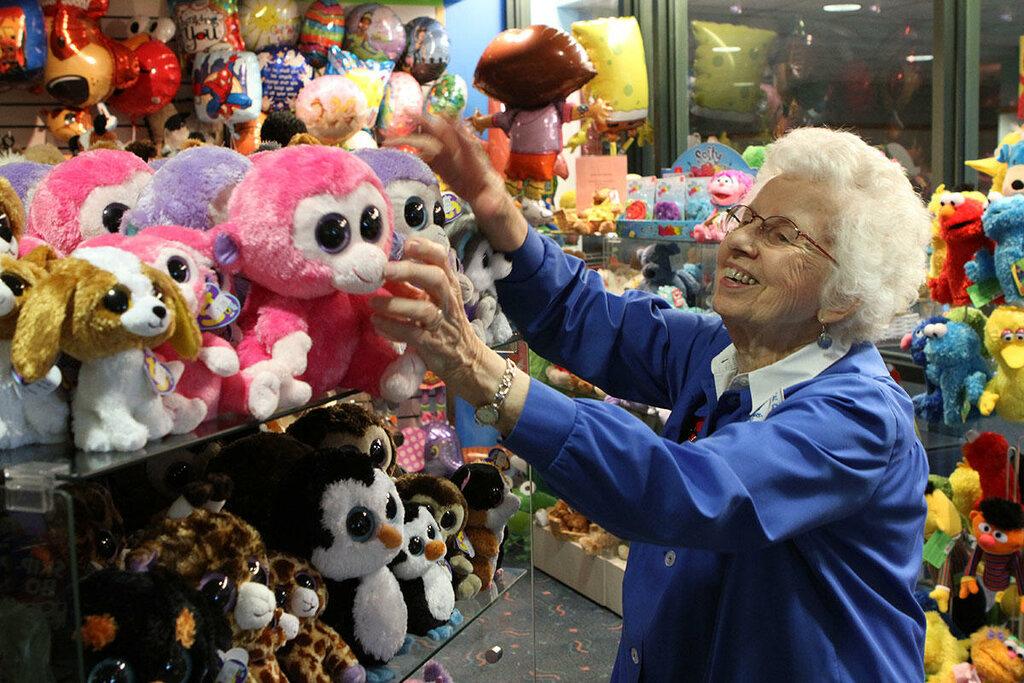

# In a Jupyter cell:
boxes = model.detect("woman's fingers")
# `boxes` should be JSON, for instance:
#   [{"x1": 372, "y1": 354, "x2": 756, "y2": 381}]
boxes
[
  {"x1": 384, "y1": 260, "x2": 454, "y2": 312},
  {"x1": 385, "y1": 133, "x2": 444, "y2": 161},
  {"x1": 369, "y1": 295, "x2": 441, "y2": 326},
  {"x1": 402, "y1": 236, "x2": 450, "y2": 268},
  {"x1": 371, "y1": 313, "x2": 421, "y2": 345}
]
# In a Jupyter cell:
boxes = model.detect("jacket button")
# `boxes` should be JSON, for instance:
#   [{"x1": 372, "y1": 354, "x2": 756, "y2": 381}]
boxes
[
  {"x1": 664, "y1": 550, "x2": 676, "y2": 567},
  {"x1": 631, "y1": 647, "x2": 640, "y2": 664}
]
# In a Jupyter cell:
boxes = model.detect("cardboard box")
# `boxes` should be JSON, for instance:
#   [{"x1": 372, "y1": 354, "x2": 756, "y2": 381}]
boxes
[{"x1": 532, "y1": 523, "x2": 625, "y2": 616}]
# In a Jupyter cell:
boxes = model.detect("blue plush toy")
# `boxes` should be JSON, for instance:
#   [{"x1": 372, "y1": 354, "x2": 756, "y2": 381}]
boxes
[
  {"x1": 966, "y1": 194, "x2": 1024, "y2": 305},
  {"x1": 923, "y1": 320, "x2": 992, "y2": 426},
  {"x1": 905, "y1": 315, "x2": 949, "y2": 423},
  {"x1": 636, "y1": 244, "x2": 702, "y2": 306},
  {"x1": 684, "y1": 191, "x2": 714, "y2": 222}
]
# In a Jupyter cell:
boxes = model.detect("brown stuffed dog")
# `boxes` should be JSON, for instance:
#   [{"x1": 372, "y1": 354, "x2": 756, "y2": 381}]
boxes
[
  {"x1": 11, "y1": 246, "x2": 201, "y2": 451},
  {"x1": 287, "y1": 402, "x2": 402, "y2": 475},
  {"x1": 0, "y1": 176, "x2": 24, "y2": 257},
  {"x1": 0, "y1": 247, "x2": 69, "y2": 448}
]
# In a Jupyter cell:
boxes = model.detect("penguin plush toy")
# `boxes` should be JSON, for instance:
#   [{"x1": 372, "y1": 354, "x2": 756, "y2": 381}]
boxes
[
  {"x1": 272, "y1": 447, "x2": 409, "y2": 681},
  {"x1": 389, "y1": 502, "x2": 462, "y2": 640}
]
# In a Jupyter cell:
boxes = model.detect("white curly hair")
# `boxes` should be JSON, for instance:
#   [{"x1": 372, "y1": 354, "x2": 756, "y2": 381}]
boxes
[{"x1": 747, "y1": 127, "x2": 930, "y2": 345}]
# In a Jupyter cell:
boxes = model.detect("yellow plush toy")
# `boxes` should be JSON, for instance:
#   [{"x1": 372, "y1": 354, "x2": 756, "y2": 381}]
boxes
[
  {"x1": 924, "y1": 611, "x2": 969, "y2": 683},
  {"x1": 979, "y1": 306, "x2": 1024, "y2": 422},
  {"x1": 967, "y1": 130, "x2": 1023, "y2": 197},
  {"x1": 925, "y1": 482, "x2": 964, "y2": 613},
  {"x1": 970, "y1": 625, "x2": 1024, "y2": 683},
  {"x1": 927, "y1": 183, "x2": 947, "y2": 280},
  {"x1": 949, "y1": 461, "x2": 982, "y2": 519},
  {"x1": 571, "y1": 17, "x2": 649, "y2": 134}
]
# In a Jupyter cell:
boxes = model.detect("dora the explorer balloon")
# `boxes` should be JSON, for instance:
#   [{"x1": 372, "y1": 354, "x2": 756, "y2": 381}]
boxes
[{"x1": 470, "y1": 25, "x2": 609, "y2": 224}]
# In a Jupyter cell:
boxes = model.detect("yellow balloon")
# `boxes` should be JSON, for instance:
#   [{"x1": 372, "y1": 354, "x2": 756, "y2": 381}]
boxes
[
  {"x1": 691, "y1": 21, "x2": 776, "y2": 114},
  {"x1": 571, "y1": 17, "x2": 649, "y2": 128}
]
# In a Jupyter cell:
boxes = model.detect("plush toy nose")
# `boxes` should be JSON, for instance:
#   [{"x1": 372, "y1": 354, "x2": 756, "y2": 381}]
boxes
[
  {"x1": 377, "y1": 523, "x2": 403, "y2": 549},
  {"x1": 978, "y1": 533, "x2": 997, "y2": 550},
  {"x1": 425, "y1": 539, "x2": 446, "y2": 562},
  {"x1": 153, "y1": 305, "x2": 166, "y2": 319},
  {"x1": 642, "y1": 264, "x2": 657, "y2": 279},
  {"x1": 899, "y1": 333, "x2": 913, "y2": 351},
  {"x1": 45, "y1": 76, "x2": 90, "y2": 107}
]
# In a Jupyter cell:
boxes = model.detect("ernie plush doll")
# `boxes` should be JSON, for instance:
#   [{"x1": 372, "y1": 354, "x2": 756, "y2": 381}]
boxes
[{"x1": 960, "y1": 497, "x2": 1024, "y2": 613}]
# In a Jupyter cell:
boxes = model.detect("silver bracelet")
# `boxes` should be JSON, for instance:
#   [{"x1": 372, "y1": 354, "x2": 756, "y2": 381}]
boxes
[{"x1": 474, "y1": 358, "x2": 517, "y2": 426}]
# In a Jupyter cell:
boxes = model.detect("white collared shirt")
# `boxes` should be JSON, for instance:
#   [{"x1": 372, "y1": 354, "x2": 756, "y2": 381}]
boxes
[{"x1": 710, "y1": 339, "x2": 852, "y2": 422}]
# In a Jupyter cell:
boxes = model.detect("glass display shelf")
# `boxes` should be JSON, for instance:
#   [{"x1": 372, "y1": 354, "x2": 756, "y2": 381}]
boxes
[
  {"x1": 1, "y1": 388, "x2": 359, "y2": 485},
  {"x1": 386, "y1": 559, "x2": 528, "y2": 680}
]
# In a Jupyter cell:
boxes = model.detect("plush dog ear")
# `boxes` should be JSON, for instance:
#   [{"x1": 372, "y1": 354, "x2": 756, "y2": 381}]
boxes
[
  {"x1": 21, "y1": 244, "x2": 57, "y2": 268},
  {"x1": 11, "y1": 270, "x2": 77, "y2": 382},
  {"x1": 0, "y1": 176, "x2": 25, "y2": 242},
  {"x1": 150, "y1": 268, "x2": 201, "y2": 360}
]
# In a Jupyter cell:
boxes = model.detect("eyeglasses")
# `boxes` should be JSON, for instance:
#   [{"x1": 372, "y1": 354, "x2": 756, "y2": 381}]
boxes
[{"x1": 722, "y1": 204, "x2": 838, "y2": 265}]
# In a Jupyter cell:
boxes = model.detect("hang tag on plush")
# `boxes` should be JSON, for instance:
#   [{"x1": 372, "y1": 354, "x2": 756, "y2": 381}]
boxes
[
  {"x1": 922, "y1": 530, "x2": 955, "y2": 569},
  {"x1": 143, "y1": 349, "x2": 177, "y2": 395},
  {"x1": 11, "y1": 365, "x2": 61, "y2": 397},
  {"x1": 455, "y1": 530, "x2": 475, "y2": 558},
  {"x1": 967, "y1": 278, "x2": 1003, "y2": 308},
  {"x1": 198, "y1": 280, "x2": 241, "y2": 330},
  {"x1": 215, "y1": 648, "x2": 249, "y2": 683},
  {"x1": 961, "y1": 395, "x2": 972, "y2": 423},
  {"x1": 1013, "y1": 258, "x2": 1024, "y2": 298}
]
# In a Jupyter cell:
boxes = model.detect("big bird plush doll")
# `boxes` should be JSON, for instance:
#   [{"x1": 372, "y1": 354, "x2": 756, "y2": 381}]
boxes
[{"x1": 979, "y1": 306, "x2": 1024, "y2": 422}]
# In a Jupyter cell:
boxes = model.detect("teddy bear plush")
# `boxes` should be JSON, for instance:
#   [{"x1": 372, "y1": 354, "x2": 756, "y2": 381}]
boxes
[
  {"x1": 52, "y1": 482, "x2": 125, "y2": 579},
  {"x1": 213, "y1": 144, "x2": 425, "y2": 419},
  {"x1": 286, "y1": 402, "x2": 401, "y2": 475}
]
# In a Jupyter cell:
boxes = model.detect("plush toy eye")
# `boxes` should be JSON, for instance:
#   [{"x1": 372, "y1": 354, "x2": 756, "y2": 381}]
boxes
[
  {"x1": 160, "y1": 648, "x2": 191, "y2": 683},
  {"x1": 296, "y1": 572, "x2": 317, "y2": 590},
  {"x1": 102, "y1": 286, "x2": 131, "y2": 314},
  {"x1": 198, "y1": 573, "x2": 237, "y2": 613},
  {"x1": 386, "y1": 493, "x2": 398, "y2": 520},
  {"x1": 95, "y1": 530, "x2": 118, "y2": 561},
  {"x1": 427, "y1": 525, "x2": 437, "y2": 540},
  {"x1": 932, "y1": 323, "x2": 947, "y2": 338},
  {"x1": 408, "y1": 536, "x2": 424, "y2": 556},
  {"x1": 166, "y1": 256, "x2": 190, "y2": 283},
  {"x1": 1, "y1": 273, "x2": 27, "y2": 297},
  {"x1": 360, "y1": 206, "x2": 383, "y2": 242},
  {"x1": 1013, "y1": 180, "x2": 1024, "y2": 191},
  {"x1": 1016, "y1": 330, "x2": 1024, "y2": 341},
  {"x1": 404, "y1": 197, "x2": 427, "y2": 230},
  {"x1": 88, "y1": 658, "x2": 136, "y2": 683},
  {"x1": 315, "y1": 213, "x2": 351, "y2": 254},
  {"x1": 1003, "y1": 330, "x2": 1014, "y2": 343},
  {"x1": 347, "y1": 506, "x2": 376, "y2": 541},
  {"x1": 440, "y1": 509, "x2": 458, "y2": 530},
  {"x1": 275, "y1": 586, "x2": 289, "y2": 607},
  {"x1": 0, "y1": 211, "x2": 11, "y2": 243},
  {"x1": 369, "y1": 438, "x2": 387, "y2": 467},
  {"x1": 102, "y1": 202, "x2": 130, "y2": 233},
  {"x1": 995, "y1": 531, "x2": 1009, "y2": 543},
  {"x1": 433, "y1": 201, "x2": 445, "y2": 226},
  {"x1": 481, "y1": 253, "x2": 490, "y2": 269},
  {"x1": 980, "y1": 523, "x2": 992, "y2": 534},
  {"x1": 247, "y1": 558, "x2": 268, "y2": 585}
]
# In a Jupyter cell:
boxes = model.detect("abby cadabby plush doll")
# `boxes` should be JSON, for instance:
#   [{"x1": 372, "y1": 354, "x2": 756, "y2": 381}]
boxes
[
  {"x1": 125, "y1": 146, "x2": 252, "y2": 233},
  {"x1": 214, "y1": 144, "x2": 425, "y2": 419},
  {"x1": 24, "y1": 149, "x2": 153, "y2": 256},
  {"x1": 691, "y1": 169, "x2": 754, "y2": 242},
  {"x1": 84, "y1": 225, "x2": 240, "y2": 424}
]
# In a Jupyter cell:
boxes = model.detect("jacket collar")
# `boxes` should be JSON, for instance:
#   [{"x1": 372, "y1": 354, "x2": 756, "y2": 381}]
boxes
[{"x1": 711, "y1": 339, "x2": 852, "y2": 421}]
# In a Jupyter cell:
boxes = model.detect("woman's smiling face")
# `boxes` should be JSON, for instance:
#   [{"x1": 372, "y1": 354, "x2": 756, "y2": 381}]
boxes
[{"x1": 713, "y1": 175, "x2": 839, "y2": 340}]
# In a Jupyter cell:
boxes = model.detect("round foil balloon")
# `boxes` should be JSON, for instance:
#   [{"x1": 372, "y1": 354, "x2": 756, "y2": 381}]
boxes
[
  {"x1": 377, "y1": 71, "x2": 424, "y2": 140},
  {"x1": 343, "y1": 3, "x2": 405, "y2": 62},
  {"x1": 326, "y1": 47, "x2": 393, "y2": 122},
  {"x1": 297, "y1": 0, "x2": 346, "y2": 69},
  {"x1": 424, "y1": 73, "x2": 467, "y2": 118},
  {"x1": 173, "y1": 0, "x2": 244, "y2": 56},
  {"x1": 239, "y1": 0, "x2": 300, "y2": 50},
  {"x1": 294, "y1": 75, "x2": 369, "y2": 143},
  {"x1": 0, "y1": 0, "x2": 46, "y2": 82},
  {"x1": 108, "y1": 38, "x2": 182, "y2": 120},
  {"x1": 257, "y1": 45, "x2": 312, "y2": 111},
  {"x1": 402, "y1": 17, "x2": 449, "y2": 84},
  {"x1": 43, "y1": 107, "x2": 93, "y2": 142},
  {"x1": 192, "y1": 49, "x2": 262, "y2": 133}
]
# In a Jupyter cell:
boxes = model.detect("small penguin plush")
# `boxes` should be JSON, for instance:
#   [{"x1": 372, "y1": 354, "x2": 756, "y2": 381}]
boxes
[
  {"x1": 450, "y1": 463, "x2": 521, "y2": 591},
  {"x1": 271, "y1": 447, "x2": 408, "y2": 676},
  {"x1": 389, "y1": 503, "x2": 460, "y2": 640}
]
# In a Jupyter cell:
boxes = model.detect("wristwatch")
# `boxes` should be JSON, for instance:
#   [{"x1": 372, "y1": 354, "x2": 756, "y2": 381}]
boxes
[{"x1": 474, "y1": 358, "x2": 517, "y2": 426}]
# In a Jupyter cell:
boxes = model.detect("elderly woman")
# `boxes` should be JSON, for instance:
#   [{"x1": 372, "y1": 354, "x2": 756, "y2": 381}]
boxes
[{"x1": 371, "y1": 119, "x2": 931, "y2": 681}]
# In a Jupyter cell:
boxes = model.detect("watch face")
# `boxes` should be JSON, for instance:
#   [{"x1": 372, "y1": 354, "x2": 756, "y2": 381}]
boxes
[{"x1": 475, "y1": 404, "x2": 499, "y2": 425}]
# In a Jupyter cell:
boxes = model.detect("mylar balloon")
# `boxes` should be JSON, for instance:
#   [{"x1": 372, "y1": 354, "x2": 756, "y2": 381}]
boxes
[
  {"x1": 0, "y1": 0, "x2": 46, "y2": 82},
  {"x1": 691, "y1": 21, "x2": 776, "y2": 114},
  {"x1": 377, "y1": 71, "x2": 424, "y2": 140},
  {"x1": 294, "y1": 75, "x2": 369, "y2": 143},
  {"x1": 402, "y1": 17, "x2": 449, "y2": 84},
  {"x1": 572, "y1": 17, "x2": 648, "y2": 132},
  {"x1": 172, "y1": 0, "x2": 243, "y2": 58},
  {"x1": 297, "y1": 0, "x2": 345, "y2": 69},
  {"x1": 343, "y1": 3, "x2": 405, "y2": 62},
  {"x1": 43, "y1": 107, "x2": 93, "y2": 142},
  {"x1": 474, "y1": 25, "x2": 595, "y2": 110},
  {"x1": 424, "y1": 73, "x2": 467, "y2": 118},
  {"x1": 257, "y1": 45, "x2": 312, "y2": 112},
  {"x1": 326, "y1": 47, "x2": 393, "y2": 122},
  {"x1": 192, "y1": 49, "x2": 261, "y2": 133},
  {"x1": 108, "y1": 37, "x2": 182, "y2": 120},
  {"x1": 239, "y1": 0, "x2": 300, "y2": 51}
]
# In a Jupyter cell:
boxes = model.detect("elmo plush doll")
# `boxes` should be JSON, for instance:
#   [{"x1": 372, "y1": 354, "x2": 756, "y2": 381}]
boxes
[{"x1": 928, "y1": 187, "x2": 992, "y2": 305}]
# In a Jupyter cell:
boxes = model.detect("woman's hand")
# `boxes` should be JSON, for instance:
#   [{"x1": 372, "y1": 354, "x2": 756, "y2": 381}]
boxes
[
  {"x1": 386, "y1": 114, "x2": 528, "y2": 253},
  {"x1": 370, "y1": 237, "x2": 520, "y2": 416}
]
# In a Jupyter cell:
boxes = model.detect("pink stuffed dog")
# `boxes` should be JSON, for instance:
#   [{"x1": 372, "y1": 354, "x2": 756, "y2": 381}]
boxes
[
  {"x1": 84, "y1": 226, "x2": 240, "y2": 426},
  {"x1": 24, "y1": 149, "x2": 153, "y2": 256},
  {"x1": 691, "y1": 169, "x2": 754, "y2": 242},
  {"x1": 214, "y1": 145, "x2": 425, "y2": 418}
]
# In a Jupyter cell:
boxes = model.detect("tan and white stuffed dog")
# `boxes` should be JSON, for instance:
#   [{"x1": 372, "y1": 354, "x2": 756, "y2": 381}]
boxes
[
  {"x1": 0, "y1": 176, "x2": 24, "y2": 257},
  {"x1": 11, "y1": 246, "x2": 201, "y2": 452},
  {"x1": 0, "y1": 247, "x2": 69, "y2": 448}
]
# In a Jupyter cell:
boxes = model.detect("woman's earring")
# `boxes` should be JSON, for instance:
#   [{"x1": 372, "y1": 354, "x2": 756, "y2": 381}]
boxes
[{"x1": 817, "y1": 321, "x2": 833, "y2": 349}]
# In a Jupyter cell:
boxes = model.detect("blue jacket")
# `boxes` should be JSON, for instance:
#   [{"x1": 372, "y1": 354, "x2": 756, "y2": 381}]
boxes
[{"x1": 496, "y1": 229, "x2": 927, "y2": 682}]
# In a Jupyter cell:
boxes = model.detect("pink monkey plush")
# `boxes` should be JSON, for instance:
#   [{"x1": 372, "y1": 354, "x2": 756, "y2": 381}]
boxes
[
  {"x1": 25, "y1": 149, "x2": 153, "y2": 256},
  {"x1": 84, "y1": 226, "x2": 240, "y2": 426},
  {"x1": 213, "y1": 145, "x2": 425, "y2": 419},
  {"x1": 691, "y1": 169, "x2": 754, "y2": 242}
]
